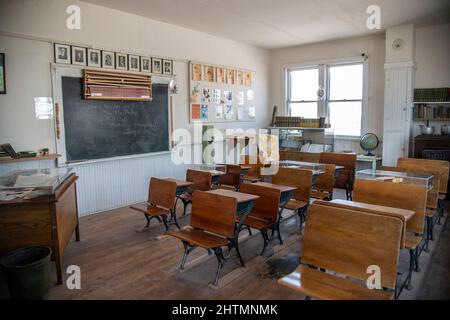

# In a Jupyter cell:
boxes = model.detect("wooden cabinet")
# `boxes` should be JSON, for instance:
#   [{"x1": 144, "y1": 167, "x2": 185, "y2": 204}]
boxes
[{"x1": 0, "y1": 173, "x2": 80, "y2": 284}]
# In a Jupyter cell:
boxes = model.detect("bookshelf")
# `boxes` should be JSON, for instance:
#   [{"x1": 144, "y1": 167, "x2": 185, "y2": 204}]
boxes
[{"x1": 412, "y1": 87, "x2": 450, "y2": 121}]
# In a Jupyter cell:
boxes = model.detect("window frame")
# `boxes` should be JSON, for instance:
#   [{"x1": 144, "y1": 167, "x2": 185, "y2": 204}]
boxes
[{"x1": 283, "y1": 57, "x2": 368, "y2": 138}]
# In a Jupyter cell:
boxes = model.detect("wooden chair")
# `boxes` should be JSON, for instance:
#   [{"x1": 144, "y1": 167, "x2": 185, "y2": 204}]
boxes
[
  {"x1": 353, "y1": 179, "x2": 427, "y2": 294},
  {"x1": 311, "y1": 164, "x2": 336, "y2": 200},
  {"x1": 218, "y1": 164, "x2": 242, "y2": 191},
  {"x1": 130, "y1": 178, "x2": 180, "y2": 232},
  {"x1": 319, "y1": 152, "x2": 356, "y2": 200},
  {"x1": 178, "y1": 170, "x2": 212, "y2": 216},
  {"x1": 398, "y1": 157, "x2": 449, "y2": 224},
  {"x1": 272, "y1": 167, "x2": 313, "y2": 232},
  {"x1": 278, "y1": 202, "x2": 402, "y2": 300},
  {"x1": 386, "y1": 163, "x2": 441, "y2": 250},
  {"x1": 168, "y1": 191, "x2": 238, "y2": 286},
  {"x1": 238, "y1": 183, "x2": 281, "y2": 255},
  {"x1": 240, "y1": 155, "x2": 263, "y2": 183}
]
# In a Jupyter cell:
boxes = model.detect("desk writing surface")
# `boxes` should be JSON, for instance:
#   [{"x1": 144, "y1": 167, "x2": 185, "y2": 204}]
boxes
[
  {"x1": 253, "y1": 182, "x2": 297, "y2": 193},
  {"x1": 207, "y1": 189, "x2": 259, "y2": 203},
  {"x1": 326, "y1": 199, "x2": 414, "y2": 221}
]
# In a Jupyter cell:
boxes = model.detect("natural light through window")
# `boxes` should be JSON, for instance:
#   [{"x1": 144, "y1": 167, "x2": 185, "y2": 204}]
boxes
[
  {"x1": 288, "y1": 68, "x2": 318, "y2": 119},
  {"x1": 328, "y1": 64, "x2": 363, "y2": 136}
]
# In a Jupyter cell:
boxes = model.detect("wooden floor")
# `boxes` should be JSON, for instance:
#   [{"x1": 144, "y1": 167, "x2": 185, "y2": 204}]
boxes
[{"x1": 1, "y1": 190, "x2": 449, "y2": 300}]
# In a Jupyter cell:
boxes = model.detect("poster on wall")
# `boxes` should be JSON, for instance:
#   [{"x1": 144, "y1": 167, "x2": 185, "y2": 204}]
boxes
[
  {"x1": 191, "y1": 104, "x2": 201, "y2": 120},
  {"x1": 226, "y1": 69, "x2": 235, "y2": 85},
  {"x1": 0, "y1": 53, "x2": 5, "y2": 94},
  {"x1": 225, "y1": 105, "x2": 234, "y2": 120},
  {"x1": 205, "y1": 65, "x2": 215, "y2": 82},
  {"x1": 202, "y1": 88, "x2": 211, "y2": 103},
  {"x1": 189, "y1": 62, "x2": 255, "y2": 123},
  {"x1": 200, "y1": 105, "x2": 209, "y2": 120},
  {"x1": 216, "y1": 67, "x2": 225, "y2": 83},
  {"x1": 216, "y1": 105, "x2": 223, "y2": 119},
  {"x1": 192, "y1": 63, "x2": 202, "y2": 81}
]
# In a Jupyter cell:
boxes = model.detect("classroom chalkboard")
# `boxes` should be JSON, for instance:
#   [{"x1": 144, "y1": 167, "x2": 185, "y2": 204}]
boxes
[{"x1": 62, "y1": 76, "x2": 169, "y2": 162}]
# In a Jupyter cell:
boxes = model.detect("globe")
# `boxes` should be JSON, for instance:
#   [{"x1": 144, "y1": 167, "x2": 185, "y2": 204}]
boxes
[{"x1": 360, "y1": 133, "x2": 379, "y2": 156}]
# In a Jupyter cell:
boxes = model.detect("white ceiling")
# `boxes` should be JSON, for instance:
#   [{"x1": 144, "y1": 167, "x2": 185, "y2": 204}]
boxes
[{"x1": 82, "y1": 0, "x2": 450, "y2": 49}]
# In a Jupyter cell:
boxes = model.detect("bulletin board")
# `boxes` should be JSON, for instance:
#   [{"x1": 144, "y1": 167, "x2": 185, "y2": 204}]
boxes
[{"x1": 189, "y1": 62, "x2": 255, "y2": 123}]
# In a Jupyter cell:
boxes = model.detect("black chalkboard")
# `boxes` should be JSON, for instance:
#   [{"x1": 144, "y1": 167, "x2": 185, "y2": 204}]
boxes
[{"x1": 62, "y1": 76, "x2": 169, "y2": 162}]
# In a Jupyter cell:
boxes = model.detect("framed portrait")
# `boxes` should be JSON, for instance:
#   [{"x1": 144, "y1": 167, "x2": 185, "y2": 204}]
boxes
[
  {"x1": 216, "y1": 67, "x2": 225, "y2": 83},
  {"x1": 0, "y1": 53, "x2": 5, "y2": 94},
  {"x1": 141, "y1": 57, "x2": 151, "y2": 73},
  {"x1": 116, "y1": 53, "x2": 128, "y2": 70},
  {"x1": 163, "y1": 59, "x2": 173, "y2": 75},
  {"x1": 72, "y1": 46, "x2": 86, "y2": 66},
  {"x1": 102, "y1": 51, "x2": 115, "y2": 69},
  {"x1": 244, "y1": 72, "x2": 252, "y2": 86},
  {"x1": 54, "y1": 44, "x2": 71, "y2": 64},
  {"x1": 192, "y1": 63, "x2": 202, "y2": 81},
  {"x1": 226, "y1": 69, "x2": 235, "y2": 85},
  {"x1": 204, "y1": 66, "x2": 215, "y2": 82},
  {"x1": 129, "y1": 55, "x2": 140, "y2": 72},
  {"x1": 87, "y1": 49, "x2": 101, "y2": 68},
  {"x1": 152, "y1": 58, "x2": 162, "y2": 74},
  {"x1": 236, "y1": 70, "x2": 244, "y2": 86}
]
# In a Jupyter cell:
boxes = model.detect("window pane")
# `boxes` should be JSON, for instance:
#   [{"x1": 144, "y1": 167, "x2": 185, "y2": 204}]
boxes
[
  {"x1": 290, "y1": 102, "x2": 318, "y2": 119},
  {"x1": 329, "y1": 64, "x2": 363, "y2": 100},
  {"x1": 290, "y1": 68, "x2": 319, "y2": 101},
  {"x1": 329, "y1": 101, "x2": 361, "y2": 136}
]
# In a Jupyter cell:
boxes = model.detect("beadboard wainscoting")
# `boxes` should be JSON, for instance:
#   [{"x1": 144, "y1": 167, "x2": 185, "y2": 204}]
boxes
[{"x1": 334, "y1": 137, "x2": 383, "y2": 155}]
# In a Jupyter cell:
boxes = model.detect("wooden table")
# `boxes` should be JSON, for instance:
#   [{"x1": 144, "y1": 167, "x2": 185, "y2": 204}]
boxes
[
  {"x1": 253, "y1": 182, "x2": 297, "y2": 206},
  {"x1": 206, "y1": 189, "x2": 259, "y2": 216},
  {"x1": 321, "y1": 199, "x2": 414, "y2": 248},
  {"x1": 165, "y1": 178, "x2": 194, "y2": 196},
  {"x1": 0, "y1": 173, "x2": 80, "y2": 284},
  {"x1": 192, "y1": 169, "x2": 226, "y2": 186}
]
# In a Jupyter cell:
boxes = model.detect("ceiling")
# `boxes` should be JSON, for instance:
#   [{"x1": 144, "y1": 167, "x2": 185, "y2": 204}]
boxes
[{"x1": 82, "y1": 0, "x2": 450, "y2": 49}]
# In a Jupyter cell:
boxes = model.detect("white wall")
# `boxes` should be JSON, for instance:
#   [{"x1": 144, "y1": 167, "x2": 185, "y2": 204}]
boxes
[
  {"x1": 415, "y1": 23, "x2": 450, "y2": 88},
  {"x1": 0, "y1": 0, "x2": 271, "y2": 216},
  {"x1": 271, "y1": 33, "x2": 386, "y2": 139},
  {"x1": 0, "y1": 0, "x2": 272, "y2": 153}
]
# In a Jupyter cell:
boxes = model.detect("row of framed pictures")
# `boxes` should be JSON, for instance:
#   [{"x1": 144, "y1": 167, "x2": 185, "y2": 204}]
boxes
[
  {"x1": 191, "y1": 63, "x2": 253, "y2": 87},
  {"x1": 54, "y1": 43, "x2": 173, "y2": 75}
]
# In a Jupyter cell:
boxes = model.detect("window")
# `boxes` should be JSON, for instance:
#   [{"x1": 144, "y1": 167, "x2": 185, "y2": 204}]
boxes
[
  {"x1": 287, "y1": 68, "x2": 319, "y2": 119},
  {"x1": 286, "y1": 61, "x2": 365, "y2": 137},
  {"x1": 327, "y1": 64, "x2": 363, "y2": 136}
]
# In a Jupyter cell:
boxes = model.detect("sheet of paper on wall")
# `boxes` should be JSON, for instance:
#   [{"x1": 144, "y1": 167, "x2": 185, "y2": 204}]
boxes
[
  {"x1": 225, "y1": 105, "x2": 234, "y2": 120},
  {"x1": 215, "y1": 105, "x2": 223, "y2": 119},
  {"x1": 248, "y1": 107, "x2": 256, "y2": 119},
  {"x1": 212, "y1": 89, "x2": 220, "y2": 103},
  {"x1": 237, "y1": 91, "x2": 244, "y2": 106},
  {"x1": 34, "y1": 97, "x2": 54, "y2": 120},
  {"x1": 200, "y1": 105, "x2": 209, "y2": 120},
  {"x1": 247, "y1": 90, "x2": 254, "y2": 101}
]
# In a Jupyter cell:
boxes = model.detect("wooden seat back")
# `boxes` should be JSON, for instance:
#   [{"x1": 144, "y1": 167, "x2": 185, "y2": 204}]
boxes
[
  {"x1": 239, "y1": 183, "x2": 281, "y2": 223},
  {"x1": 303, "y1": 203, "x2": 403, "y2": 290},
  {"x1": 280, "y1": 151, "x2": 320, "y2": 163},
  {"x1": 319, "y1": 152, "x2": 356, "y2": 189},
  {"x1": 398, "y1": 157, "x2": 449, "y2": 195},
  {"x1": 353, "y1": 179, "x2": 427, "y2": 234},
  {"x1": 314, "y1": 164, "x2": 336, "y2": 193},
  {"x1": 379, "y1": 165, "x2": 439, "y2": 209},
  {"x1": 218, "y1": 165, "x2": 241, "y2": 188},
  {"x1": 240, "y1": 155, "x2": 263, "y2": 178},
  {"x1": 148, "y1": 178, "x2": 178, "y2": 210},
  {"x1": 315, "y1": 199, "x2": 411, "y2": 248},
  {"x1": 272, "y1": 167, "x2": 313, "y2": 202},
  {"x1": 186, "y1": 169, "x2": 212, "y2": 193},
  {"x1": 191, "y1": 191, "x2": 237, "y2": 238}
]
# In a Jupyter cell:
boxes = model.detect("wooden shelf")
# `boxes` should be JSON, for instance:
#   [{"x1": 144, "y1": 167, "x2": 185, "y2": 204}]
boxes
[
  {"x1": 84, "y1": 69, "x2": 152, "y2": 101},
  {"x1": 413, "y1": 118, "x2": 450, "y2": 122},
  {"x1": 0, "y1": 154, "x2": 61, "y2": 164},
  {"x1": 413, "y1": 101, "x2": 450, "y2": 104}
]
